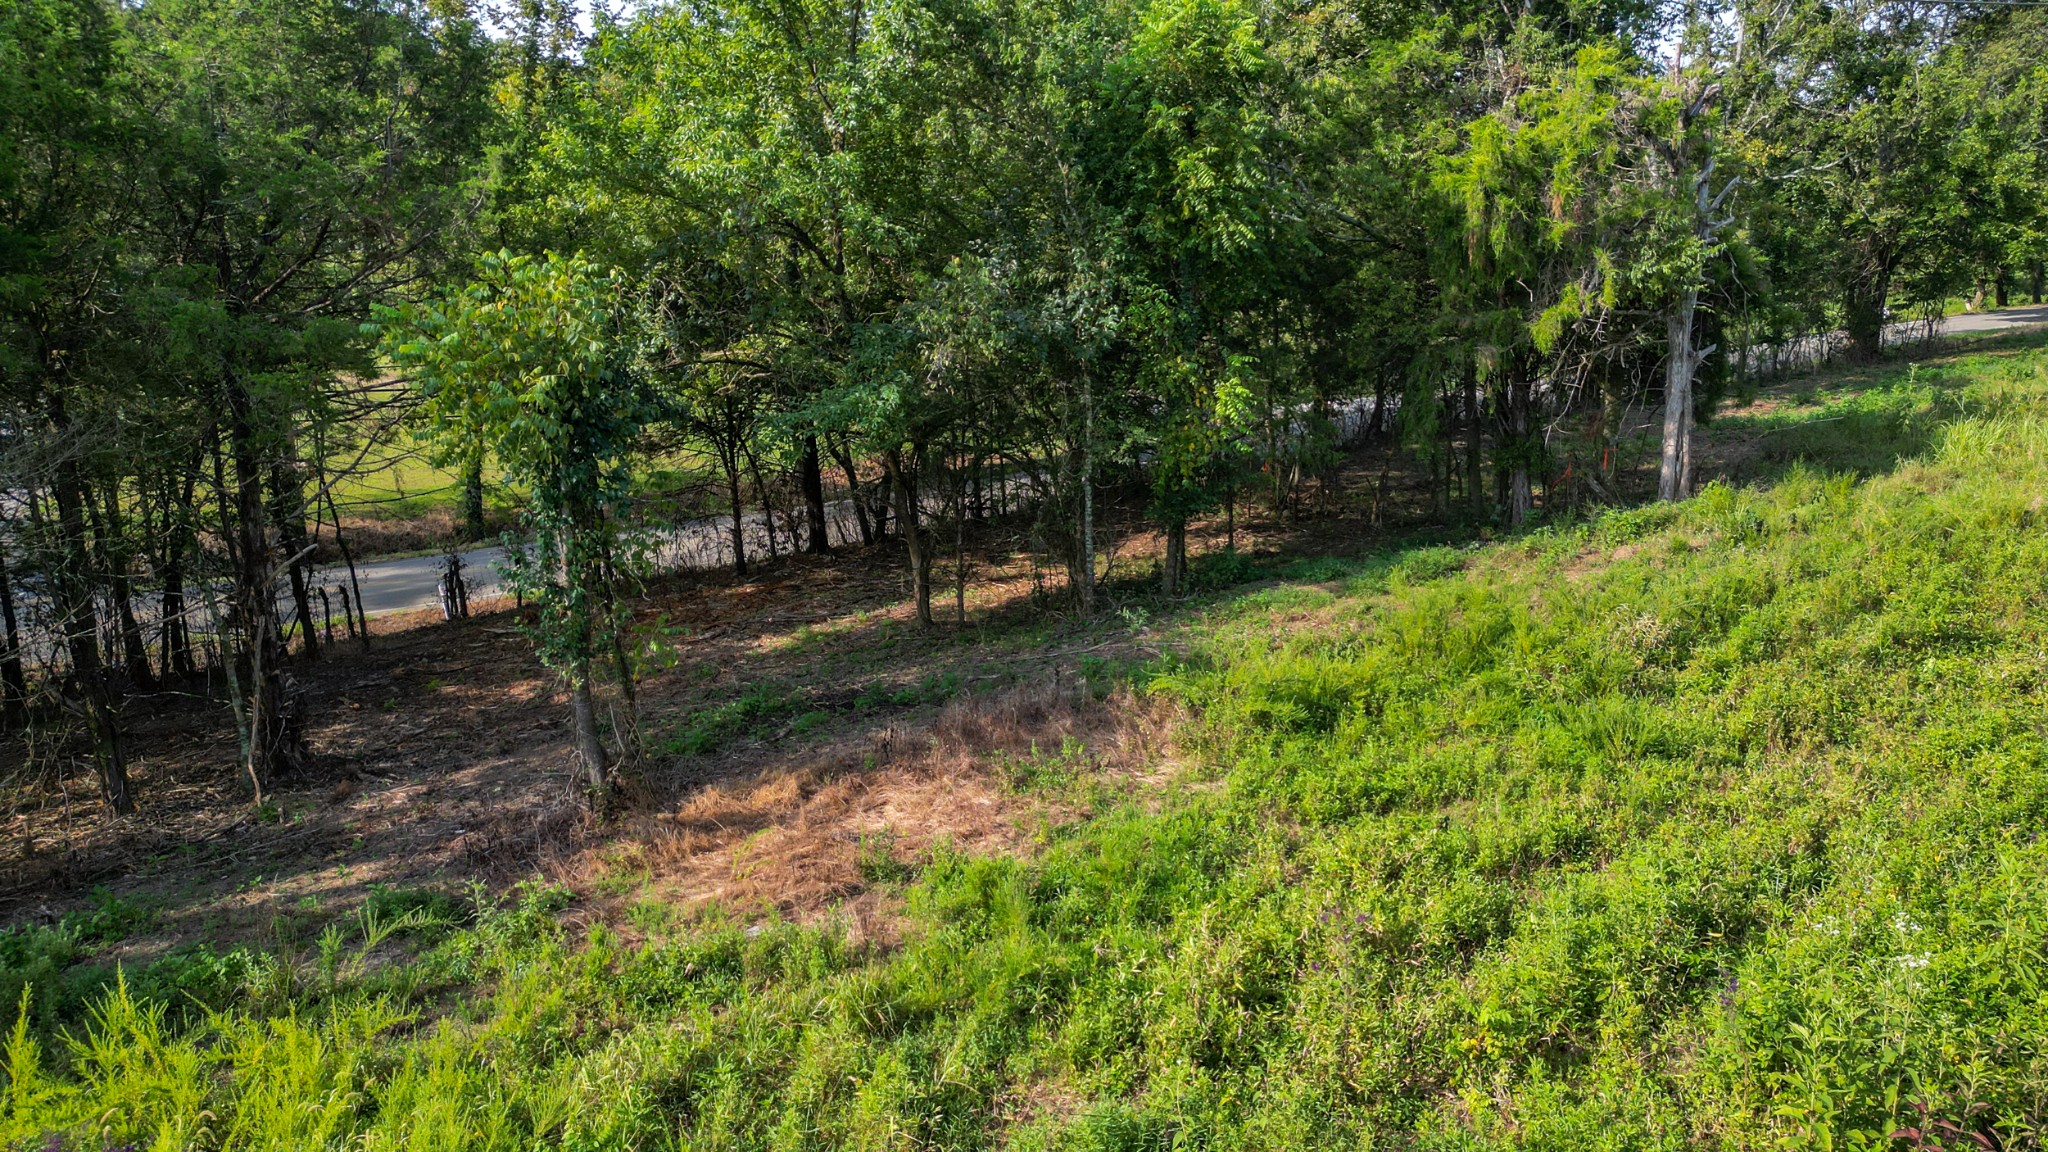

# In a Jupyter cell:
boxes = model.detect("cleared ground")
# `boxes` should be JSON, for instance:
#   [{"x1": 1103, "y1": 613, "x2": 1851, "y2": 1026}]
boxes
[{"x1": 7, "y1": 332, "x2": 2048, "y2": 1149}]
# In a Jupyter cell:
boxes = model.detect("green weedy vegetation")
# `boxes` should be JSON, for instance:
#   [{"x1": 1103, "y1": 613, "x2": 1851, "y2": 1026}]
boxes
[{"x1": 11, "y1": 345, "x2": 2048, "y2": 1148}]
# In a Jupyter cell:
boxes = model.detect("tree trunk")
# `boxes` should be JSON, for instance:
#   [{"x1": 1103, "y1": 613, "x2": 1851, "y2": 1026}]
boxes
[
  {"x1": 1436, "y1": 388, "x2": 1452, "y2": 517},
  {"x1": 2032, "y1": 260, "x2": 2042, "y2": 305},
  {"x1": 1996, "y1": 266, "x2": 2011, "y2": 309},
  {"x1": 1078, "y1": 368, "x2": 1096, "y2": 615},
  {"x1": 226, "y1": 376, "x2": 303, "y2": 791},
  {"x1": 799, "y1": 435, "x2": 830, "y2": 553},
  {"x1": 160, "y1": 564, "x2": 192, "y2": 679},
  {"x1": 600, "y1": 537, "x2": 639, "y2": 744},
  {"x1": 1505, "y1": 373, "x2": 1533, "y2": 528},
  {"x1": 828, "y1": 439, "x2": 874, "y2": 545},
  {"x1": 885, "y1": 448, "x2": 932, "y2": 625},
  {"x1": 569, "y1": 674, "x2": 608, "y2": 797},
  {"x1": 953, "y1": 460, "x2": 968, "y2": 624},
  {"x1": 744, "y1": 443, "x2": 779, "y2": 560},
  {"x1": 460, "y1": 441, "x2": 488, "y2": 540},
  {"x1": 269, "y1": 458, "x2": 318, "y2": 662},
  {"x1": 1161, "y1": 518, "x2": 1187, "y2": 596},
  {"x1": 871, "y1": 491, "x2": 891, "y2": 540},
  {"x1": 1660, "y1": 291, "x2": 1700, "y2": 502},
  {"x1": 0, "y1": 544, "x2": 27, "y2": 729},
  {"x1": 1600, "y1": 363, "x2": 1627, "y2": 493},
  {"x1": 90, "y1": 480, "x2": 155, "y2": 689},
  {"x1": 319, "y1": 483, "x2": 369, "y2": 648},
  {"x1": 560, "y1": 529, "x2": 611, "y2": 803},
  {"x1": 722, "y1": 447, "x2": 748, "y2": 576},
  {"x1": 47, "y1": 393, "x2": 133, "y2": 814},
  {"x1": 160, "y1": 464, "x2": 199, "y2": 678},
  {"x1": 1845, "y1": 270, "x2": 1891, "y2": 362},
  {"x1": 1464, "y1": 361, "x2": 1485, "y2": 521}
]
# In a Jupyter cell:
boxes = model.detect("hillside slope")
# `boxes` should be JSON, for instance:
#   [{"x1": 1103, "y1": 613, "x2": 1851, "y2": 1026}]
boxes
[{"x1": 9, "y1": 344, "x2": 2048, "y2": 1149}]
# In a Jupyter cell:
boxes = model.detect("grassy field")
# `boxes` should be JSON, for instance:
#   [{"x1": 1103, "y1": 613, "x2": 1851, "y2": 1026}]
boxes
[
  {"x1": 325, "y1": 429, "x2": 719, "y2": 528},
  {"x1": 326, "y1": 438, "x2": 487, "y2": 521},
  {"x1": 11, "y1": 344, "x2": 2048, "y2": 1148}
]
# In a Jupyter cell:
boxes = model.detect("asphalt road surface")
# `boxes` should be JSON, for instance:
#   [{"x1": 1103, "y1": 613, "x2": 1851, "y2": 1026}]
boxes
[
  {"x1": 316, "y1": 544, "x2": 510, "y2": 617},
  {"x1": 1937, "y1": 303, "x2": 2048, "y2": 335},
  {"x1": 307, "y1": 484, "x2": 995, "y2": 620},
  {"x1": 312, "y1": 501, "x2": 844, "y2": 620}
]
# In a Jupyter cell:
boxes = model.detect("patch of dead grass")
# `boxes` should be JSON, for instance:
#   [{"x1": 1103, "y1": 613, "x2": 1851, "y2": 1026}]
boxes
[{"x1": 553, "y1": 680, "x2": 1180, "y2": 939}]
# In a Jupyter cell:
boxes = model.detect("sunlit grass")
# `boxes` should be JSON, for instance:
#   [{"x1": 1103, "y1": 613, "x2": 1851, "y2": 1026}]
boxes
[
  {"x1": 323, "y1": 429, "x2": 722, "y2": 524},
  {"x1": 12, "y1": 342, "x2": 2048, "y2": 1148}
]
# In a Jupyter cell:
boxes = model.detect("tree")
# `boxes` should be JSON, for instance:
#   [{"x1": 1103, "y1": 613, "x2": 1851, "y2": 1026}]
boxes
[
  {"x1": 377, "y1": 250, "x2": 651, "y2": 806},
  {"x1": 523, "y1": 0, "x2": 986, "y2": 590},
  {"x1": 1082, "y1": 0, "x2": 1303, "y2": 584},
  {"x1": 1637, "y1": 30, "x2": 1744, "y2": 502},
  {"x1": 0, "y1": 0, "x2": 138, "y2": 811},
  {"x1": 1751, "y1": 0, "x2": 1972, "y2": 360},
  {"x1": 118, "y1": 0, "x2": 493, "y2": 793},
  {"x1": 1435, "y1": 44, "x2": 1637, "y2": 526}
]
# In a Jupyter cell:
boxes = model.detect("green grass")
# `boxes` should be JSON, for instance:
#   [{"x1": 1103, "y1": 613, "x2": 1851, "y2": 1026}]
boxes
[
  {"x1": 655, "y1": 683, "x2": 805, "y2": 755},
  {"x1": 13, "y1": 345, "x2": 2048, "y2": 1148},
  {"x1": 323, "y1": 438, "x2": 480, "y2": 520},
  {"x1": 323, "y1": 404, "x2": 722, "y2": 527},
  {"x1": 1927, "y1": 295, "x2": 2048, "y2": 318}
]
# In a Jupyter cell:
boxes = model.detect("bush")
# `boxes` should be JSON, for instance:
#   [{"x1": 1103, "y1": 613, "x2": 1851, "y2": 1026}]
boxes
[{"x1": 10, "y1": 345, "x2": 2048, "y2": 1150}]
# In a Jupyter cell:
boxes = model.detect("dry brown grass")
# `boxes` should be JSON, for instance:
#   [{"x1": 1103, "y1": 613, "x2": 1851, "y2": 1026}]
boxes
[
  {"x1": 553, "y1": 680, "x2": 1180, "y2": 939},
  {"x1": 0, "y1": 460, "x2": 1358, "y2": 952}
]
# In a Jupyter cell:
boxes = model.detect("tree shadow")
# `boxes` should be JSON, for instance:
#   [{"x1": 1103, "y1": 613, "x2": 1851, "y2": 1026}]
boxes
[{"x1": 1699, "y1": 330, "x2": 2048, "y2": 490}]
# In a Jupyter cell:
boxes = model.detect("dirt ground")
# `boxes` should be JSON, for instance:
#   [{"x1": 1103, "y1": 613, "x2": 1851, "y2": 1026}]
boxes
[
  {"x1": 0, "y1": 489, "x2": 1240, "y2": 960},
  {"x1": 0, "y1": 361, "x2": 1901, "y2": 956}
]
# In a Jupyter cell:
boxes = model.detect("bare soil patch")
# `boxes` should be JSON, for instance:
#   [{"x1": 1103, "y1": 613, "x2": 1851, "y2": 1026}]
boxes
[
  {"x1": 0, "y1": 386, "x2": 1874, "y2": 955},
  {"x1": 0, "y1": 508, "x2": 1191, "y2": 959}
]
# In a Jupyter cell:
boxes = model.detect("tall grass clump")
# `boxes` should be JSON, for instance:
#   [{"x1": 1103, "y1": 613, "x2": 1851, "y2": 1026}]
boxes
[{"x1": 11, "y1": 344, "x2": 2048, "y2": 1149}]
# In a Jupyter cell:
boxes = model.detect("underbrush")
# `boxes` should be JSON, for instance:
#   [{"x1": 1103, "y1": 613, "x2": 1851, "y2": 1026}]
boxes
[{"x1": 11, "y1": 345, "x2": 2048, "y2": 1148}]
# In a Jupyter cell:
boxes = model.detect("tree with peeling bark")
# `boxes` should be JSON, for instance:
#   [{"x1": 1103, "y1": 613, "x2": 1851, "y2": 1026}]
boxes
[
  {"x1": 1643, "y1": 49, "x2": 1742, "y2": 504},
  {"x1": 376, "y1": 251, "x2": 652, "y2": 809}
]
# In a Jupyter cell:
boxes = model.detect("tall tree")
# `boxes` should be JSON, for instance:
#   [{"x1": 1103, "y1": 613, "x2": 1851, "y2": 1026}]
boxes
[
  {"x1": 128, "y1": 0, "x2": 493, "y2": 790},
  {"x1": 0, "y1": 0, "x2": 138, "y2": 810}
]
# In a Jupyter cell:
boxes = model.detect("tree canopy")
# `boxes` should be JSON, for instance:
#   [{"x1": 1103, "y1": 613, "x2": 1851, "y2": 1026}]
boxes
[{"x1": 6, "y1": 0, "x2": 2048, "y2": 811}]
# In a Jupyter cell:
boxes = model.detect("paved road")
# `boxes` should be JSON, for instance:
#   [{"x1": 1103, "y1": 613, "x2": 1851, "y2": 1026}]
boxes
[
  {"x1": 313, "y1": 501, "x2": 843, "y2": 619},
  {"x1": 1935, "y1": 303, "x2": 2048, "y2": 335},
  {"x1": 307, "y1": 478, "x2": 1036, "y2": 620},
  {"x1": 309, "y1": 401, "x2": 1391, "y2": 623},
  {"x1": 316, "y1": 544, "x2": 510, "y2": 617}
]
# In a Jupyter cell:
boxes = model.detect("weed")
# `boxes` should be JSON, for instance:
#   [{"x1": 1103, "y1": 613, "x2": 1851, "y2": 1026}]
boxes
[
  {"x1": 65, "y1": 889, "x2": 152, "y2": 946},
  {"x1": 790, "y1": 709, "x2": 834, "y2": 737},
  {"x1": 12, "y1": 343, "x2": 2048, "y2": 1150},
  {"x1": 659, "y1": 683, "x2": 800, "y2": 754},
  {"x1": 855, "y1": 829, "x2": 914, "y2": 885},
  {"x1": 1186, "y1": 545, "x2": 1266, "y2": 590}
]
